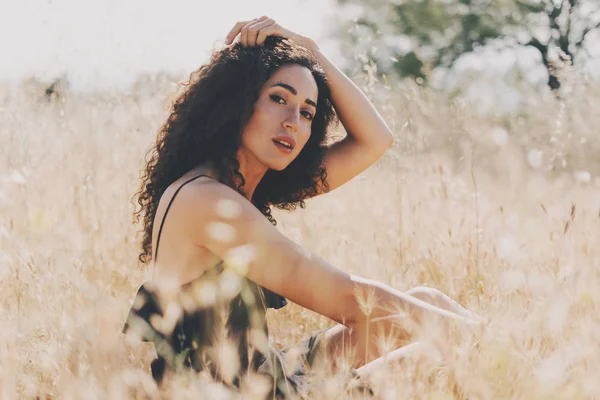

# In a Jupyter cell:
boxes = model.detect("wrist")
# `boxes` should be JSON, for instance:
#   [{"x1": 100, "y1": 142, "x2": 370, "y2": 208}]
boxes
[{"x1": 293, "y1": 35, "x2": 320, "y2": 53}]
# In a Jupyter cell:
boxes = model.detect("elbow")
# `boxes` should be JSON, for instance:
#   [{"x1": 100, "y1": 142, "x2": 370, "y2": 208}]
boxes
[
  {"x1": 373, "y1": 131, "x2": 394, "y2": 155},
  {"x1": 383, "y1": 131, "x2": 394, "y2": 149},
  {"x1": 360, "y1": 133, "x2": 394, "y2": 163},
  {"x1": 342, "y1": 275, "x2": 378, "y2": 328},
  {"x1": 384, "y1": 130, "x2": 394, "y2": 147},
  {"x1": 335, "y1": 291, "x2": 362, "y2": 328}
]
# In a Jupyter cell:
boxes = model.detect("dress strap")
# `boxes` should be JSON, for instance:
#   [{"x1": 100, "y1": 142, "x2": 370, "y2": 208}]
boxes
[
  {"x1": 149, "y1": 173, "x2": 287, "y2": 310},
  {"x1": 153, "y1": 174, "x2": 210, "y2": 263}
]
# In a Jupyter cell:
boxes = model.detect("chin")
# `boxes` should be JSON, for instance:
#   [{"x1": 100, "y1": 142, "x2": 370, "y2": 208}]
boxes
[{"x1": 268, "y1": 162, "x2": 291, "y2": 172}]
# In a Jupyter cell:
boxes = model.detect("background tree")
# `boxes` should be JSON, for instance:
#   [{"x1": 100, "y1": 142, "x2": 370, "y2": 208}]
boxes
[{"x1": 335, "y1": 0, "x2": 600, "y2": 91}]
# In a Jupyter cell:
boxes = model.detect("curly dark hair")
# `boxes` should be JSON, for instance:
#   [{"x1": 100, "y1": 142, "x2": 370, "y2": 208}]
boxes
[{"x1": 134, "y1": 36, "x2": 339, "y2": 264}]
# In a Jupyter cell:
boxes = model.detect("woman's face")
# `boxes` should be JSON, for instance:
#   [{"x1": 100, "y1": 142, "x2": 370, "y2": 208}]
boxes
[{"x1": 239, "y1": 63, "x2": 319, "y2": 172}]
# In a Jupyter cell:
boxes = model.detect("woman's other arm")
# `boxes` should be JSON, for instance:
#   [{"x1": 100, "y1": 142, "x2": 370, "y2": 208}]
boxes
[
  {"x1": 179, "y1": 179, "x2": 359, "y2": 324},
  {"x1": 179, "y1": 180, "x2": 479, "y2": 366}
]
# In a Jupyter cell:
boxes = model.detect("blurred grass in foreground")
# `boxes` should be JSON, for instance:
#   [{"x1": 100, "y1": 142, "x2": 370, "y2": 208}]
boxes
[{"x1": 1, "y1": 62, "x2": 600, "y2": 398}]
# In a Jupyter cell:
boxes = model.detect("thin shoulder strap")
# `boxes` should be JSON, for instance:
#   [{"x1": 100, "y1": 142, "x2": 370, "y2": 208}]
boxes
[{"x1": 153, "y1": 174, "x2": 210, "y2": 264}]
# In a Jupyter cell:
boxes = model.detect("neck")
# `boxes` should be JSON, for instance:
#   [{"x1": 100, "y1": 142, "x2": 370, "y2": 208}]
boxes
[{"x1": 235, "y1": 150, "x2": 268, "y2": 202}]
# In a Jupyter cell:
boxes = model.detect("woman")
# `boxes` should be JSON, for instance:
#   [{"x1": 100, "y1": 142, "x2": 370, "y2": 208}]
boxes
[{"x1": 122, "y1": 16, "x2": 482, "y2": 398}]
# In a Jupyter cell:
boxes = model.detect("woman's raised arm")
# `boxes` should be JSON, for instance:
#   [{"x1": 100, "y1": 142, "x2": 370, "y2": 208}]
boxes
[
  {"x1": 305, "y1": 44, "x2": 395, "y2": 195},
  {"x1": 225, "y1": 16, "x2": 395, "y2": 196}
]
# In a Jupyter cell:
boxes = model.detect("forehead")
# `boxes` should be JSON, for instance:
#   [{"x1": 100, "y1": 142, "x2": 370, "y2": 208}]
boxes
[{"x1": 265, "y1": 64, "x2": 318, "y2": 99}]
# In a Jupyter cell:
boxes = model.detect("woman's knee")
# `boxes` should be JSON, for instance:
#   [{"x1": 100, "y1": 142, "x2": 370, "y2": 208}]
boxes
[{"x1": 406, "y1": 286, "x2": 443, "y2": 305}]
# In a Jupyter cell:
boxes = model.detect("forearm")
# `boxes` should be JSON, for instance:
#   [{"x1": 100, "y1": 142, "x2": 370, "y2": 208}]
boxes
[
  {"x1": 299, "y1": 39, "x2": 394, "y2": 149},
  {"x1": 347, "y1": 275, "x2": 479, "y2": 366}
]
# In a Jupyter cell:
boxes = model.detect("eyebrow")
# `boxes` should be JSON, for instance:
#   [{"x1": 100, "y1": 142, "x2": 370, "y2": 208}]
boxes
[{"x1": 270, "y1": 82, "x2": 317, "y2": 109}]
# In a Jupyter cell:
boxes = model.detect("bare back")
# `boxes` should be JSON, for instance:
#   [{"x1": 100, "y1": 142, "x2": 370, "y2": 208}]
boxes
[{"x1": 150, "y1": 166, "x2": 221, "y2": 286}]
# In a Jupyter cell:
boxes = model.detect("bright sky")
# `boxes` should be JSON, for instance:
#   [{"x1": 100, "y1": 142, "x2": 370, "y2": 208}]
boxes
[
  {"x1": 2, "y1": 0, "x2": 597, "y2": 110},
  {"x1": 0, "y1": 0, "x2": 343, "y2": 92}
]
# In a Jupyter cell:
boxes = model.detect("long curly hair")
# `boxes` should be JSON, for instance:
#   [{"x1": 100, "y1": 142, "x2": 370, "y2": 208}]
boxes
[{"x1": 134, "y1": 36, "x2": 339, "y2": 264}]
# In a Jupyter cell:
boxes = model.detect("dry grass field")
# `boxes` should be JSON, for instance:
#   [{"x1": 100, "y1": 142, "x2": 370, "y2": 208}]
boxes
[{"x1": 1, "y1": 66, "x2": 600, "y2": 399}]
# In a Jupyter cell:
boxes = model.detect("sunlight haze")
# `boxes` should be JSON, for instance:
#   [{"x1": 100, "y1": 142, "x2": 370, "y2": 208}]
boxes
[{"x1": 1, "y1": 0, "x2": 341, "y2": 91}]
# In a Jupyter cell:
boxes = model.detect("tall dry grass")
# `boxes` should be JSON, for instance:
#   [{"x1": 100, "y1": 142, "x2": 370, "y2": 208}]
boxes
[{"x1": 1, "y1": 61, "x2": 600, "y2": 399}]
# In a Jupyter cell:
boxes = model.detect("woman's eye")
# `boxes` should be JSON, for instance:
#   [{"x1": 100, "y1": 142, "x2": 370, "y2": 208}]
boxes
[
  {"x1": 271, "y1": 94, "x2": 313, "y2": 120},
  {"x1": 301, "y1": 111, "x2": 314, "y2": 120},
  {"x1": 270, "y1": 94, "x2": 285, "y2": 104}
]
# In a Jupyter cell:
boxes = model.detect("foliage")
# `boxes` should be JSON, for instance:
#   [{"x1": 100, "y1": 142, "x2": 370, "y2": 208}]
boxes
[{"x1": 336, "y1": 0, "x2": 600, "y2": 90}]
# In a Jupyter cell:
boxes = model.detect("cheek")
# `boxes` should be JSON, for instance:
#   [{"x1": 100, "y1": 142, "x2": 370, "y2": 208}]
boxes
[
  {"x1": 254, "y1": 99, "x2": 280, "y2": 118},
  {"x1": 242, "y1": 107, "x2": 273, "y2": 140},
  {"x1": 249, "y1": 106, "x2": 280, "y2": 133}
]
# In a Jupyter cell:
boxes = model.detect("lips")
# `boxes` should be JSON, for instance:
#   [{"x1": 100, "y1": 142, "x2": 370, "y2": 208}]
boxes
[{"x1": 272, "y1": 135, "x2": 296, "y2": 152}]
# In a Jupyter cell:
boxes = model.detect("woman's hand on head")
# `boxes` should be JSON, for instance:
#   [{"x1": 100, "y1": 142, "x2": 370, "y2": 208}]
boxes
[{"x1": 224, "y1": 16, "x2": 318, "y2": 51}]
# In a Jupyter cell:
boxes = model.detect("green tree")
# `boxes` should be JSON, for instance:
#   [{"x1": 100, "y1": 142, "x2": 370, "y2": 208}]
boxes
[{"x1": 336, "y1": 0, "x2": 600, "y2": 90}]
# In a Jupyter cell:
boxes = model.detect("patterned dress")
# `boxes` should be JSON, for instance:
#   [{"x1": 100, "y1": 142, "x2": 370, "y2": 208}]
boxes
[{"x1": 121, "y1": 175, "x2": 325, "y2": 398}]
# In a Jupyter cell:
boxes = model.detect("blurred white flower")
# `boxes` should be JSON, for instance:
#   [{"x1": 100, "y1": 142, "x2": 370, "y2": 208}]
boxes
[
  {"x1": 534, "y1": 353, "x2": 566, "y2": 386},
  {"x1": 574, "y1": 170, "x2": 591, "y2": 184},
  {"x1": 217, "y1": 339, "x2": 241, "y2": 386},
  {"x1": 534, "y1": 340, "x2": 585, "y2": 388},
  {"x1": 496, "y1": 233, "x2": 523, "y2": 261},
  {"x1": 491, "y1": 126, "x2": 509, "y2": 146},
  {"x1": 527, "y1": 148, "x2": 543, "y2": 169},
  {"x1": 219, "y1": 269, "x2": 242, "y2": 299},
  {"x1": 223, "y1": 245, "x2": 256, "y2": 275},
  {"x1": 215, "y1": 199, "x2": 242, "y2": 219},
  {"x1": 162, "y1": 301, "x2": 182, "y2": 335},
  {"x1": 206, "y1": 222, "x2": 236, "y2": 243},
  {"x1": 192, "y1": 282, "x2": 217, "y2": 308},
  {"x1": 9, "y1": 170, "x2": 27, "y2": 185}
]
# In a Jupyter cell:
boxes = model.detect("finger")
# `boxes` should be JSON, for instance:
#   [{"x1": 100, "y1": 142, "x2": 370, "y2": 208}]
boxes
[
  {"x1": 256, "y1": 23, "x2": 286, "y2": 46},
  {"x1": 246, "y1": 18, "x2": 273, "y2": 47},
  {"x1": 247, "y1": 19, "x2": 276, "y2": 47},
  {"x1": 225, "y1": 20, "x2": 252, "y2": 45},
  {"x1": 240, "y1": 19, "x2": 258, "y2": 47},
  {"x1": 240, "y1": 17, "x2": 270, "y2": 47}
]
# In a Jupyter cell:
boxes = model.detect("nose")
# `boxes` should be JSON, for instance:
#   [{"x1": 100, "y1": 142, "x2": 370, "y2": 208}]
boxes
[{"x1": 282, "y1": 108, "x2": 300, "y2": 133}]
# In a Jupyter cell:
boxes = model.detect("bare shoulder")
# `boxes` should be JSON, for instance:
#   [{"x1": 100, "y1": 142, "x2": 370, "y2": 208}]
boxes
[
  {"x1": 178, "y1": 177, "x2": 268, "y2": 225},
  {"x1": 175, "y1": 177, "x2": 283, "y2": 252},
  {"x1": 177, "y1": 176, "x2": 306, "y2": 280}
]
